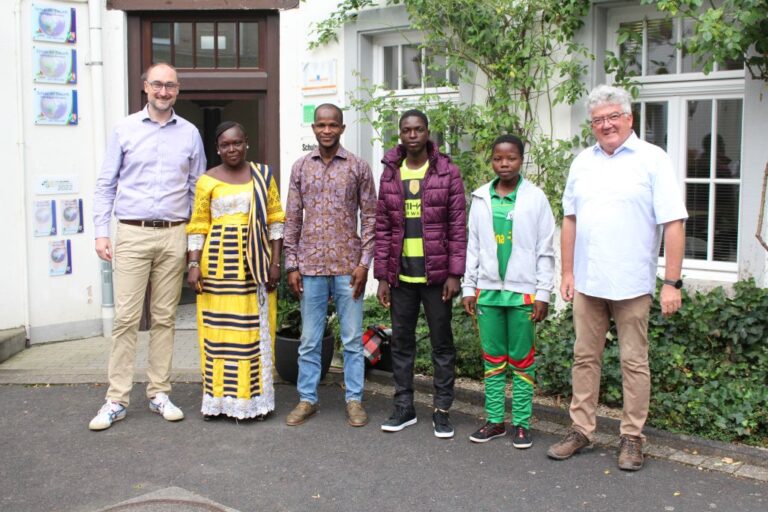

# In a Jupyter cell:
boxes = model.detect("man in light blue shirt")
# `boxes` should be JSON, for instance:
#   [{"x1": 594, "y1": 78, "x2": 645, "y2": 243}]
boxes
[
  {"x1": 90, "y1": 62, "x2": 206, "y2": 431},
  {"x1": 547, "y1": 85, "x2": 687, "y2": 471}
]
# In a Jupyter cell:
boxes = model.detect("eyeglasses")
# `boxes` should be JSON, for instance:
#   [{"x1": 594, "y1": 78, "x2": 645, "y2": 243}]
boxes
[
  {"x1": 146, "y1": 81, "x2": 179, "y2": 92},
  {"x1": 590, "y1": 112, "x2": 627, "y2": 127},
  {"x1": 217, "y1": 141, "x2": 246, "y2": 151}
]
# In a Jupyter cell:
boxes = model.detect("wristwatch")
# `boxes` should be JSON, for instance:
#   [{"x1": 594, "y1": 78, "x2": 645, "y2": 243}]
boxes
[
  {"x1": 188, "y1": 260, "x2": 200, "y2": 270},
  {"x1": 663, "y1": 278, "x2": 683, "y2": 289}
]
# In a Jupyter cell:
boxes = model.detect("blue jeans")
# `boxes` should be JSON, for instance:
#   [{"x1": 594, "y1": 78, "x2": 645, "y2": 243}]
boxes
[{"x1": 298, "y1": 275, "x2": 364, "y2": 403}]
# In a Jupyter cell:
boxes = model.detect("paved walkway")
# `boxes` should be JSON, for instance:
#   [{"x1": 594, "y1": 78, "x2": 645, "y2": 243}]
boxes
[
  {"x1": 1, "y1": 303, "x2": 767, "y2": 510},
  {"x1": 0, "y1": 305, "x2": 200, "y2": 384}
]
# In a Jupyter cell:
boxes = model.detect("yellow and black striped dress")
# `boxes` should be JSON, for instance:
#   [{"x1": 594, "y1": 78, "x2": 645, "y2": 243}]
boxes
[{"x1": 187, "y1": 172, "x2": 284, "y2": 418}]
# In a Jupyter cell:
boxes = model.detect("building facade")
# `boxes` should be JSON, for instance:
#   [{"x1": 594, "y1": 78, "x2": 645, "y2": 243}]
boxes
[{"x1": 3, "y1": 0, "x2": 767, "y2": 342}]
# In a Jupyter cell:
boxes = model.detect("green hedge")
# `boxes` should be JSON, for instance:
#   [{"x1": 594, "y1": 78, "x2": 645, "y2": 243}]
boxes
[{"x1": 362, "y1": 280, "x2": 768, "y2": 446}]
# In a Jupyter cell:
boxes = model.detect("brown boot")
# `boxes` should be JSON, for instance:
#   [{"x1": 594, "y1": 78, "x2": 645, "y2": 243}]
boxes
[
  {"x1": 618, "y1": 435, "x2": 644, "y2": 471},
  {"x1": 346, "y1": 400, "x2": 368, "y2": 427},
  {"x1": 286, "y1": 401, "x2": 318, "y2": 426},
  {"x1": 547, "y1": 430, "x2": 591, "y2": 460}
]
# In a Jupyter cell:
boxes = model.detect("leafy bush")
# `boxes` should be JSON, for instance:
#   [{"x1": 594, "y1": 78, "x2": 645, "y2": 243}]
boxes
[{"x1": 368, "y1": 281, "x2": 768, "y2": 446}]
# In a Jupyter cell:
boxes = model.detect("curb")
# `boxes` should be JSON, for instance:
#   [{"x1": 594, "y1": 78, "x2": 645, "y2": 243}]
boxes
[{"x1": 361, "y1": 369, "x2": 768, "y2": 482}]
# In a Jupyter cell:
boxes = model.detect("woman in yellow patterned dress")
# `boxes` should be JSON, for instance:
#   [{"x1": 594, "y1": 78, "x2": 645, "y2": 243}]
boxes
[{"x1": 186, "y1": 121, "x2": 284, "y2": 420}]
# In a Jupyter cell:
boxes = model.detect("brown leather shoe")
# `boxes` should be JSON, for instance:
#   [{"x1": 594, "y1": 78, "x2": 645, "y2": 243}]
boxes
[
  {"x1": 618, "y1": 435, "x2": 644, "y2": 471},
  {"x1": 547, "y1": 430, "x2": 592, "y2": 460},
  {"x1": 346, "y1": 400, "x2": 368, "y2": 427},
  {"x1": 286, "y1": 401, "x2": 318, "y2": 426}
]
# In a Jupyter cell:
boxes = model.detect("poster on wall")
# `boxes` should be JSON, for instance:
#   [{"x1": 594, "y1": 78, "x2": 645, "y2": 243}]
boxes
[
  {"x1": 34, "y1": 89, "x2": 78, "y2": 125},
  {"x1": 60, "y1": 198, "x2": 83, "y2": 235},
  {"x1": 34, "y1": 200, "x2": 57, "y2": 237},
  {"x1": 32, "y1": 4, "x2": 76, "y2": 44},
  {"x1": 36, "y1": 175, "x2": 79, "y2": 195},
  {"x1": 33, "y1": 47, "x2": 77, "y2": 84},
  {"x1": 48, "y1": 240, "x2": 72, "y2": 276},
  {"x1": 302, "y1": 60, "x2": 337, "y2": 96}
]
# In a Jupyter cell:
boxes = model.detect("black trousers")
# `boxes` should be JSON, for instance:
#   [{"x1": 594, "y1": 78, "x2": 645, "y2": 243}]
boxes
[{"x1": 390, "y1": 281, "x2": 456, "y2": 410}]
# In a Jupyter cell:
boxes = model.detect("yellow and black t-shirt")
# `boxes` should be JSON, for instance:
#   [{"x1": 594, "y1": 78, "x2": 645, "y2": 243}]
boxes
[{"x1": 399, "y1": 161, "x2": 428, "y2": 283}]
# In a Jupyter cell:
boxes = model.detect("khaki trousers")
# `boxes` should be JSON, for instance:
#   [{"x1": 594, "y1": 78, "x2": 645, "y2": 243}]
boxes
[
  {"x1": 106, "y1": 222, "x2": 187, "y2": 406},
  {"x1": 569, "y1": 291, "x2": 652, "y2": 440}
]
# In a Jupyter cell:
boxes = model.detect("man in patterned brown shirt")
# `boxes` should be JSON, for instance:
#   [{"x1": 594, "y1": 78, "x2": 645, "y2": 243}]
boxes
[{"x1": 283, "y1": 103, "x2": 377, "y2": 427}]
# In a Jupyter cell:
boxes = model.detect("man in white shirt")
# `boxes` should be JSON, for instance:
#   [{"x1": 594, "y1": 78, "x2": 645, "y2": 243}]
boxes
[{"x1": 547, "y1": 84, "x2": 688, "y2": 471}]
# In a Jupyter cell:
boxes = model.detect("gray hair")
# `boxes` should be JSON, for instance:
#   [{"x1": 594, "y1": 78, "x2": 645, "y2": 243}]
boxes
[{"x1": 587, "y1": 84, "x2": 632, "y2": 115}]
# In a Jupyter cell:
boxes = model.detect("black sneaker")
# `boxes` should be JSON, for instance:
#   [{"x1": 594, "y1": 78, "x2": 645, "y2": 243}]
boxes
[
  {"x1": 469, "y1": 422, "x2": 506, "y2": 443},
  {"x1": 381, "y1": 406, "x2": 417, "y2": 432},
  {"x1": 432, "y1": 409, "x2": 454, "y2": 439},
  {"x1": 512, "y1": 425, "x2": 532, "y2": 449}
]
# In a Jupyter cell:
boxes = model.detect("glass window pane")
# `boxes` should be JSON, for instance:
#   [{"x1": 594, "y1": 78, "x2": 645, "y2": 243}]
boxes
[
  {"x1": 383, "y1": 46, "x2": 398, "y2": 89},
  {"x1": 715, "y1": 99, "x2": 742, "y2": 178},
  {"x1": 173, "y1": 22, "x2": 193, "y2": 68},
  {"x1": 424, "y1": 49, "x2": 448, "y2": 87},
  {"x1": 218, "y1": 22, "x2": 236, "y2": 68},
  {"x1": 645, "y1": 102, "x2": 668, "y2": 150},
  {"x1": 647, "y1": 18, "x2": 676, "y2": 75},
  {"x1": 681, "y1": 18, "x2": 707, "y2": 73},
  {"x1": 719, "y1": 56, "x2": 743, "y2": 71},
  {"x1": 686, "y1": 100, "x2": 713, "y2": 178},
  {"x1": 713, "y1": 184, "x2": 739, "y2": 262},
  {"x1": 196, "y1": 22, "x2": 215, "y2": 68},
  {"x1": 402, "y1": 44, "x2": 422, "y2": 89},
  {"x1": 631, "y1": 103, "x2": 641, "y2": 136},
  {"x1": 239, "y1": 22, "x2": 259, "y2": 68},
  {"x1": 685, "y1": 183, "x2": 710, "y2": 260},
  {"x1": 448, "y1": 66, "x2": 459, "y2": 86},
  {"x1": 151, "y1": 23, "x2": 171, "y2": 64},
  {"x1": 619, "y1": 21, "x2": 643, "y2": 76}
]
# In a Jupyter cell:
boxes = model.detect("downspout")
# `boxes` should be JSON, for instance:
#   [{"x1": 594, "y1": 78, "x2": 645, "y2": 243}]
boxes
[
  {"x1": 86, "y1": 0, "x2": 114, "y2": 336},
  {"x1": 13, "y1": 0, "x2": 30, "y2": 338}
]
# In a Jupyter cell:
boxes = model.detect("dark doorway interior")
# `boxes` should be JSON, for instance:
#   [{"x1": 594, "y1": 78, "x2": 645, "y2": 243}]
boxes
[{"x1": 173, "y1": 95, "x2": 265, "y2": 167}]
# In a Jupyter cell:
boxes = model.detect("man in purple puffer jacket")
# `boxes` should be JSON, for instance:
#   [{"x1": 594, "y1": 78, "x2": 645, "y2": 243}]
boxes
[{"x1": 375, "y1": 109, "x2": 467, "y2": 439}]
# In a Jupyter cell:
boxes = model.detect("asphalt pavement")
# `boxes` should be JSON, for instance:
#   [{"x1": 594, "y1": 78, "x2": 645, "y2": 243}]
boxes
[{"x1": 0, "y1": 382, "x2": 765, "y2": 512}]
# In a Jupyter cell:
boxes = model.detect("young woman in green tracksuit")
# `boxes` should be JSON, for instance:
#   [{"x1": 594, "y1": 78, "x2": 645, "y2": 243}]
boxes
[{"x1": 462, "y1": 134, "x2": 556, "y2": 448}]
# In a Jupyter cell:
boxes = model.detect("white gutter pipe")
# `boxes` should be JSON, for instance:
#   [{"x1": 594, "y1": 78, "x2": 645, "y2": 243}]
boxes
[{"x1": 13, "y1": 0, "x2": 30, "y2": 338}]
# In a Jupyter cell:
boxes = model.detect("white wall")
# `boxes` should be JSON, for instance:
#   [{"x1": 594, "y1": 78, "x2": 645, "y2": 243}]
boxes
[
  {"x1": 278, "y1": 1, "x2": 346, "y2": 205},
  {"x1": 3, "y1": 1, "x2": 130, "y2": 342},
  {"x1": 738, "y1": 78, "x2": 768, "y2": 285}
]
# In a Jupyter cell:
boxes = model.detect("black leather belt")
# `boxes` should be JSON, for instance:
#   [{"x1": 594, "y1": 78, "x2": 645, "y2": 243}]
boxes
[{"x1": 119, "y1": 219, "x2": 186, "y2": 228}]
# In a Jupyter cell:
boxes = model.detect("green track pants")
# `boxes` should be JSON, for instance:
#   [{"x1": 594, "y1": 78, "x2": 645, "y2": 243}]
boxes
[{"x1": 476, "y1": 303, "x2": 536, "y2": 427}]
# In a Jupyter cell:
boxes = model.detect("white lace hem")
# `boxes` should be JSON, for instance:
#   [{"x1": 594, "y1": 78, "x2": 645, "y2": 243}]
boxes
[
  {"x1": 201, "y1": 394, "x2": 274, "y2": 419},
  {"x1": 188, "y1": 234, "x2": 206, "y2": 251},
  {"x1": 199, "y1": 285, "x2": 275, "y2": 418},
  {"x1": 269, "y1": 222, "x2": 284, "y2": 241}
]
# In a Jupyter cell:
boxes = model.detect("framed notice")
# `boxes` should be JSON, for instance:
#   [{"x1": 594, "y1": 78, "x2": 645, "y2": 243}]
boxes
[
  {"x1": 301, "y1": 60, "x2": 337, "y2": 97},
  {"x1": 34, "y1": 200, "x2": 57, "y2": 237},
  {"x1": 48, "y1": 240, "x2": 72, "y2": 276},
  {"x1": 34, "y1": 89, "x2": 78, "y2": 125},
  {"x1": 60, "y1": 198, "x2": 83, "y2": 235},
  {"x1": 34, "y1": 47, "x2": 77, "y2": 84},
  {"x1": 32, "y1": 4, "x2": 76, "y2": 44}
]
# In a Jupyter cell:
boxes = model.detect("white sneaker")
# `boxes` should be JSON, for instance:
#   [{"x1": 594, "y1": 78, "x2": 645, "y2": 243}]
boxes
[
  {"x1": 89, "y1": 400, "x2": 126, "y2": 431},
  {"x1": 149, "y1": 392, "x2": 184, "y2": 421}
]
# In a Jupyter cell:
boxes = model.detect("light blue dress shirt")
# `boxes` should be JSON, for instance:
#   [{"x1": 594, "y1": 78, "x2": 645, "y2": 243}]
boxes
[
  {"x1": 562, "y1": 132, "x2": 688, "y2": 301},
  {"x1": 93, "y1": 106, "x2": 206, "y2": 238}
]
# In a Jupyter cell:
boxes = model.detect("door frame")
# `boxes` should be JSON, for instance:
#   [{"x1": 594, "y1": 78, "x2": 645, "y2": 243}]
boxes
[{"x1": 126, "y1": 10, "x2": 281, "y2": 177}]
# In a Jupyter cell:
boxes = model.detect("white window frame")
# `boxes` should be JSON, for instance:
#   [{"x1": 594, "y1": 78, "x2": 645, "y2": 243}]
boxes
[
  {"x1": 607, "y1": 5, "x2": 744, "y2": 281},
  {"x1": 370, "y1": 31, "x2": 460, "y2": 175}
]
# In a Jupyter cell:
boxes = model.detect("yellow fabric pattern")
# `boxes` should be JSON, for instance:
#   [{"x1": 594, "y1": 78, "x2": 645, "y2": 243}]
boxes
[{"x1": 188, "y1": 171, "x2": 281, "y2": 418}]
